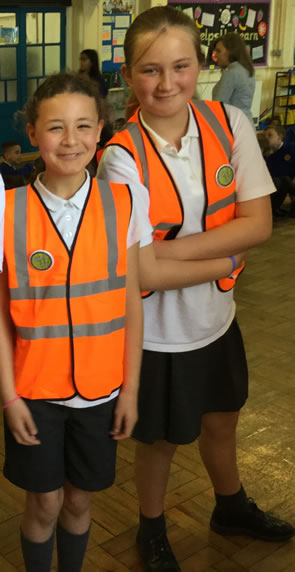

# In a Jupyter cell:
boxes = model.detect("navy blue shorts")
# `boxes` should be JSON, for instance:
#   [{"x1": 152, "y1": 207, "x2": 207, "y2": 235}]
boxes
[
  {"x1": 133, "y1": 319, "x2": 248, "y2": 445},
  {"x1": 4, "y1": 398, "x2": 118, "y2": 493}
]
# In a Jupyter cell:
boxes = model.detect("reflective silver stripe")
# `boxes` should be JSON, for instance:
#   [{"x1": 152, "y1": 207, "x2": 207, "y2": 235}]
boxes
[
  {"x1": 207, "y1": 192, "x2": 236, "y2": 216},
  {"x1": 17, "y1": 317, "x2": 125, "y2": 340},
  {"x1": 193, "y1": 100, "x2": 232, "y2": 161},
  {"x1": 125, "y1": 122, "x2": 149, "y2": 188},
  {"x1": 73, "y1": 317, "x2": 124, "y2": 337},
  {"x1": 97, "y1": 179, "x2": 119, "y2": 276},
  {"x1": 14, "y1": 187, "x2": 30, "y2": 287},
  {"x1": 9, "y1": 275, "x2": 126, "y2": 300}
]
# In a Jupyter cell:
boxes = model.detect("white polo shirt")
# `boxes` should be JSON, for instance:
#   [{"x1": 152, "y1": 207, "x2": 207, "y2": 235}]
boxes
[
  {"x1": 98, "y1": 104, "x2": 275, "y2": 353},
  {"x1": 34, "y1": 171, "x2": 153, "y2": 408}
]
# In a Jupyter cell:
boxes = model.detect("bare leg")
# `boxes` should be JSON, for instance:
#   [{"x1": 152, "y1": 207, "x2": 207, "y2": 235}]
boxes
[
  {"x1": 199, "y1": 411, "x2": 241, "y2": 495},
  {"x1": 59, "y1": 481, "x2": 91, "y2": 534},
  {"x1": 57, "y1": 481, "x2": 91, "y2": 572},
  {"x1": 135, "y1": 440, "x2": 177, "y2": 517},
  {"x1": 22, "y1": 489, "x2": 64, "y2": 542},
  {"x1": 21, "y1": 489, "x2": 63, "y2": 572}
]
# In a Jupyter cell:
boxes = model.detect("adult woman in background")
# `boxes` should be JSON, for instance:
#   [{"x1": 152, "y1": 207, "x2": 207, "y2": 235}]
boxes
[
  {"x1": 79, "y1": 49, "x2": 113, "y2": 164},
  {"x1": 79, "y1": 49, "x2": 109, "y2": 98},
  {"x1": 212, "y1": 33, "x2": 255, "y2": 124}
]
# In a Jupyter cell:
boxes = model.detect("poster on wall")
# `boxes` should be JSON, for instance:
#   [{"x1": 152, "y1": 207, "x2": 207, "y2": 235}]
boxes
[
  {"x1": 168, "y1": 1, "x2": 271, "y2": 66},
  {"x1": 103, "y1": 0, "x2": 134, "y2": 14},
  {"x1": 102, "y1": 12, "x2": 132, "y2": 89}
]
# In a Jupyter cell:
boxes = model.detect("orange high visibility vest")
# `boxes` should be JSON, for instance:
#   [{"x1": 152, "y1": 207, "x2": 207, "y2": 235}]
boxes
[
  {"x1": 4, "y1": 178, "x2": 132, "y2": 401},
  {"x1": 100, "y1": 100, "x2": 244, "y2": 292}
]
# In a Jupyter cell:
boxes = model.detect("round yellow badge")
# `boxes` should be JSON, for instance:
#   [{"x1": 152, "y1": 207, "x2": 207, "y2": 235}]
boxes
[
  {"x1": 216, "y1": 165, "x2": 235, "y2": 188},
  {"x1": 30, "y1": 250, "x2": 54, "y2": 271}
]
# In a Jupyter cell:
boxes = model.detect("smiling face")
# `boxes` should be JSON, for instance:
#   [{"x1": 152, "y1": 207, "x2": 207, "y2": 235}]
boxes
[
  {"x1": 122, "y1": 26, "x2": 200, "y2": 124},
  {"x1": 214, "y1": 41, "x2": 230, "y2": 68},
  {"x1": 27, "y1": 92, "x2": 102, "y2": 186}
]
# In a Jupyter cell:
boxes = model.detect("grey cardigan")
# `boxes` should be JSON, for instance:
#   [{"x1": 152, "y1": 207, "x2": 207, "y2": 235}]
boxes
[{"x1": 212, "y1": 61, "x2": 255, "y2": 124}]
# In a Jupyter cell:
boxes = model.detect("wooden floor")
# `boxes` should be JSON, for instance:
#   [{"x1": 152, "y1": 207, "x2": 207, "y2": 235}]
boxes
[{"x1": 1, "y1": 216, "x2": 295, "y2": 571}]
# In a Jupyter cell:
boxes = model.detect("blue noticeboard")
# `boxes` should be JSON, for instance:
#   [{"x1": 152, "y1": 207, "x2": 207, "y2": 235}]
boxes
[{"x1": 101, "y1": 13, "x2": 131, "y2": 72}]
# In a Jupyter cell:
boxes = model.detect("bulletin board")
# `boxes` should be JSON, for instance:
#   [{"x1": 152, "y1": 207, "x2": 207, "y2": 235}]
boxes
[
  {"x1": 102, "y1": 12, "x2": 131, "y2": 72},
  {"x1": 168, "y1": 1, "x2": 271, "y2": 66}
]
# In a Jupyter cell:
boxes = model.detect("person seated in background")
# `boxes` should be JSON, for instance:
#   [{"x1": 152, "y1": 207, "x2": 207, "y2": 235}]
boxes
[
  {"x1": 263, "y1": 125, "x2": 295, "y2": 217},
  {"x1": 257, "y1": 131, "x2": 271, "y2": 158},
  {"x1": 0, "y1": 141, "x2": 33, "y2": 178}
]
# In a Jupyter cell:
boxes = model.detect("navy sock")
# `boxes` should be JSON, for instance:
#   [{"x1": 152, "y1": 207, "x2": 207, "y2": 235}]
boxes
[
  {"x1": 56, "y1": 521, "x2": 90, "y2": 572},
  {"x1": 139, "y1": 511, "x2": 166, "y2": 541},
  {"x1": 215, "y1": 485, "x2": 248, "y2": 513},
  {"x1": 20, "y1": 529, "x2": 54, "y2": 572}
]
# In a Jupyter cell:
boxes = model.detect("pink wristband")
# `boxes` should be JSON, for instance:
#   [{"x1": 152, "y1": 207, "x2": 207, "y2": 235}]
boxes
[{"x1": 3, "y1": 395, "x2": 21, "y2": 409}]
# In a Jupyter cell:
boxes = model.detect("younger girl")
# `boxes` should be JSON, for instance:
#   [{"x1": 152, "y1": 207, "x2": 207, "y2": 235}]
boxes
[
  {"x1": 0, "y1": 71, "x2": 247, "y2": 572},
  {"x1": 0, "y1": 72, "x2": 149, "y2": 572},
  {"x1": 98, "y1": 6, "x2": 294, "y2": 571}
]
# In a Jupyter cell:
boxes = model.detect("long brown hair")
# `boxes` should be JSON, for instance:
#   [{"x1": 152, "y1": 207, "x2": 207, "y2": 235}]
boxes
[
  {"x1": 214, "y1": 33, "x2": 254, "y2": 76},
  {"x1": 124, "y1": 6, "x2": 205, "y2": 119}
]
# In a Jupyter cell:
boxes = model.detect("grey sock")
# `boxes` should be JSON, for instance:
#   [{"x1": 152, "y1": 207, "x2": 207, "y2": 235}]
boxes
[
  {"x1": 20, "y1": 529, "x2": 54, "y2": 572},
  {"x1": 56, "y1": 521, "x2": 90, "y2": 572}
]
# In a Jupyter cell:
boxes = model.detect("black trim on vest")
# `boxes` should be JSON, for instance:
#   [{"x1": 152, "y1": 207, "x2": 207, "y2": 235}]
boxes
[
  {"x1": 32, "y1": 184, "x2": 70, "y2": 255},
  {"x1": 189, "y1": 103, "x2": 208, "y2": 233},
  {"x1": 214, "y1": 104, "x2": 237, "y2": 293},
  {"x1": 190, "y1": 103, "x2": 237, "y2": 293},
  {"x1": 138, "y1": 113, "x2": 184, "y2": 239},
  {"x1": 126, "y1": 184, "x2": 133, "y2": 224},
  {"x1": 66, "y1": 178, "x2": 92, "y2": 399},
  {"x1": 220, "y1": 102, "x2": 233, "y2": 138},
  {"x1": 136, "y1": 113, "x2": 184, "y2": 299}
]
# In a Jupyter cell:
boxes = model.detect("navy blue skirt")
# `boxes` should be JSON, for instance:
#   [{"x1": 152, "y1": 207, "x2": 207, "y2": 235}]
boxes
[{"x1": 133, "y1": 319, "x2": 248, "y2": 445}]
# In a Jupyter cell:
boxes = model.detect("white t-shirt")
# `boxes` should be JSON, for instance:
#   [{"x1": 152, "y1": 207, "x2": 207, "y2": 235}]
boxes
[
  {"x1": 34, "y1": 171, "x2": 153, "y2": 408},
  {"x1": 98, "y1": 104, "x2": 275, "y2": 353},
  {"x1": 0, "y1": 174, "x2": 5, "y2": 272}
]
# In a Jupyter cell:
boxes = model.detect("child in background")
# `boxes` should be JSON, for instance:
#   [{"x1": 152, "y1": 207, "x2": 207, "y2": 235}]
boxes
[
  {"x1": 0, "y1": 72, "x2": 149, "y2": 572},
  {"x1": 1, "y1": 141, "x2": 33, "y2": 177},
  {"x1": 264, "y1": 124, "x2": 295, "y2": 216},
  {"x1": 98, "y1": 6, "x2": 294, "y2": 571}
]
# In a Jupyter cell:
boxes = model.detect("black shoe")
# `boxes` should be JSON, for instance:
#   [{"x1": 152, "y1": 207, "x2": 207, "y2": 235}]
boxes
[
  {"x1": 210, "y1": 497, "x2": 295, "y2": 542},
  {"x1": 136, "y1": 531, "x2": 181, "y2": 571}
]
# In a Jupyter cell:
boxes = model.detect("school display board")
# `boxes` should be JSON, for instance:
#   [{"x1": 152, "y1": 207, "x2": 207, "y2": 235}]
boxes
[
  {"x1": 168, "y1": 1, "x2": 271, "y2": 66},
  {"x1": 102, "y1": 12, "x2": 131, "y2": 73}
]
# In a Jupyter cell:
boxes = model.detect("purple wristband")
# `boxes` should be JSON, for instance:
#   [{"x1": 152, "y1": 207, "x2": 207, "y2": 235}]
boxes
[{"x1": 229, "y1": 256, "x2": 237, "y2": 274}]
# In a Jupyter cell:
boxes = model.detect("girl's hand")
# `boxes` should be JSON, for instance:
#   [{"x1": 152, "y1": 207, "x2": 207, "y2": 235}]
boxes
[
  {"x1": 110, "y1": 390, "x2": 138, "y2": 440},
  {"x1": 4, "y1": 399, "x2": 41, "y2": 446}
]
